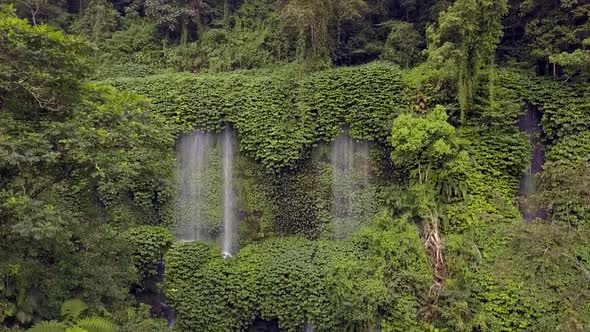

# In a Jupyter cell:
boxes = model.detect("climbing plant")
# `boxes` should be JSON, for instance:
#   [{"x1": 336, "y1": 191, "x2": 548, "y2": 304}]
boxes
[
  {"x1": 494, "y1": 69, "x2": 590, "y2": 225},
  {"x1": 165, "y1": 239, "x2": 363, "y2": 332},
  {"x1": 107, "y1": 63, "x2": 406, "y2": 171},
  {"x1": 495, "y1": 68, "x2": 590, "y2": 162},
  {"x1": 165, "y1": 223, "x2": 431, "y2": 332},
  {"x1": 443, "y1": 127, "x2": 530, "y2": 229}
]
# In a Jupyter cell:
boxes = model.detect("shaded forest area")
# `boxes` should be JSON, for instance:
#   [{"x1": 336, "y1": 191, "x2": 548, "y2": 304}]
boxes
[
  {"x1": 4, "y1": 0, "x2": 589, "y2": 76},
  {"x1": 2, "y1": 0, "x2": 590, "y2": 332}
]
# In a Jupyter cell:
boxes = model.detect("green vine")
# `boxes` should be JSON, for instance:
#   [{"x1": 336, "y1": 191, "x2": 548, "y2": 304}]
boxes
[
  {"x1": 107, "y1": 63, "x2": 406, "y2": 171},
  {"x1": 165, "y1": 217, "x2": 431, "y2": 332}
]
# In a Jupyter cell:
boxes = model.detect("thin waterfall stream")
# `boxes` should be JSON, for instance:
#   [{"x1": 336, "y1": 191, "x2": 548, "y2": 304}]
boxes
[
  {"x1": 330, "y1": 129, "x2": 372, "y2": 239},
  {"x1": 175, "y1": 128, "x2": 238, "y2": 257},
  {"x1": 222, "y1": 126, "x2": 236, "y2": 258},
  {"x1": 518, "y1": 104, "x2": 546, "y2": 222},
  {"x1": 175, "y1": 131, "x2": 215, "y2": 242}
]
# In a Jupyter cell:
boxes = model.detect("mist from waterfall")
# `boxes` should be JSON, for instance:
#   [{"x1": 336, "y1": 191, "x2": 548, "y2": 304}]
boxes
[
  {"x1": 175, "y1": 128, "x2": 238, "y2": 255},
  {"x1": 175, "y1": 131, "x2": 215, "y2": 242},
  {"x1": 330, "y1": 129, "x2": 371, "y2": 239},
  {"x1": 222, "y1": 126, "x2": 236, "y2": 257}
]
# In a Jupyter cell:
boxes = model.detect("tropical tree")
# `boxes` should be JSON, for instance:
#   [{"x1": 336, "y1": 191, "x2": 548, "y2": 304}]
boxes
[
  {"x1": 520, "y1": 0, "x2": 590, "y2": 76},
  {"x1": 279, "y1": 0, "x2": 366, "y2": 64},
  {"x1": 71, "y1": 0, "x2": 120, "y2": 44},
  {"x1": 145, "y1": 0, "x2": 215, "y2": 44},
  {"x1": 427, "y1": 0, "x2": 509, "y2": 123},
  {"x1": 0, "y1": 5, "x2": 174, "y2": 326},
  {"x1": 0, "y1": 0, "x2": 68, "y2": 26},
  {"x1": 380, "y1": 20, "x2": 423, "y2": 67},
  {"x1": 551, "y1": 48, "x2": 590, "y2": 77},
  {"x1": 0, "y1": 4, "x2": 89, "y2": 112},
  {"x1": 390, "y1": 106, "x2": 471, "y2": 292}
]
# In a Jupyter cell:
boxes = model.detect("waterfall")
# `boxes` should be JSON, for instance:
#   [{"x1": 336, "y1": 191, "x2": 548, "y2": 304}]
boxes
[
  {"x1": 330, "y1": 129, "x2": 371, "y2": 239},
  {"x1": 222, "y1": 126, "x2": 236, "y2": 257},
  {"x1": 175, "y1": 131, "x2": 215, "y2": 242},
  {"x1": 518, "y1": 104, "x2": 546, "y2": 222},
  {"x1": 175, "y1": 128, "x2": 238, "y2": 254}
]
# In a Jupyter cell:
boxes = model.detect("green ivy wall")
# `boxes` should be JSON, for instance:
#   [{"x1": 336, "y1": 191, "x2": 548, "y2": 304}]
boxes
[
  {"x1": 107, "y1": 65, "x2": 590, "y2": 331},
  {"x1": 109, "y1": 63, "x2": 403, "y2": 242},
  {"x1": 108, "y1": 63, "x2": 406, "y2": 171}
]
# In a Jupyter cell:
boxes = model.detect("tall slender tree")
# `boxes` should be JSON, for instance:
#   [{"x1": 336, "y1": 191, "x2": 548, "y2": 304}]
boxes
[
  {"x1": 427, "y1": 0, "x2": 509, "y2": 123},
  {"x1": 279, "y1": 0, "x2": 366, "y2": 64},
  {"x1": 522, "y1": 0, "x2": 590, "y2": 76},
  {"x1": 145, "y1": 0, "x2": 214, "y2": 44}
]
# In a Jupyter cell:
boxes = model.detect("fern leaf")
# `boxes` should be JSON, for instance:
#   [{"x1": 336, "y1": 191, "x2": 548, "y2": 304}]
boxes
[
  {"x1": 66, "y1": 327, "x2": 88, "y2": 332},
  {"x1": 76, "y1": 317, "x2": 115, "y2": 332},
  {"x1": 27, "y1": 320, "x2": 67, "y2": 332},
  {"x1": 60, "y1": 299, "x2": 88, "y2": 321}
]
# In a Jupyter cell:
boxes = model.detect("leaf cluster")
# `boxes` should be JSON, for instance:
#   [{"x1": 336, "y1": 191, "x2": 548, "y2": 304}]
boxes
[
  {"x1": 108, "y1": 63, "x2": 406, "y2": 171},
  {"x1": 122, "y1": 226, "x2": 174, "y2": 280},
  {"x1": 165, "y1": 221, "x2": 430, "y2": 332}
]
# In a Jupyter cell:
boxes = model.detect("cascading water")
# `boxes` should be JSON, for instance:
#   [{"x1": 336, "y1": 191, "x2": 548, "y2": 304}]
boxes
[
  {"x1": 518, "y1": 104, "x2": 546, "y2": 222},
  {"x1": 169, "y1": 128, "x2": 238, "y2": 330},
  {"x1": 175, "y1": 131, "x2": 215, "y2": 241},
  {"x1": 222, "y1": 126, "x2": 237, "y2": 257},
  {"x1": 330, "y1": 129, "x2": 372, "y2": 239},
  {"x1": 175, "y1": 128, "x2": 238, "y2": 255}
]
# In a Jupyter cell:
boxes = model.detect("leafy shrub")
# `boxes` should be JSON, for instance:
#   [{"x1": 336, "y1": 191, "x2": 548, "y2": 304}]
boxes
[
  {"x1": 439, "y1": 222, "x2": 590, "y2": 331},
  {"x1": 167, "y1": 27, "x2": 275, "y2": 73},
  {"x1": 70, "y1": 0, "x2": 120, "y2": 44},
  {"x1": 165, "y1": 221, "x2": 431, "y2": 332},
  {"x1": 94, "y1": 18, "x2": 168, "y2": 80},
  {"x1": 122, "y1": 226, "x2": 174, "y2": 280},
  {"x1": 112, "y1": 304, "x2": 169, "y2": 332}
]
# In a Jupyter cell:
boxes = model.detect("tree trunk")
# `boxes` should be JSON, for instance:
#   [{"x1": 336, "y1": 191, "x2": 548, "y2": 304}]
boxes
[
  {"x1": 30, "y1": 2, "x2": 39, "y2": 26},
  {"x1": 223, "y1": 0, "x2": 229, "y2": 28},
  {"x1": 422, "y1": 212, "x2": 446, "y2": 296},
  {"x1": 181, "y1": 16, "x2": 188, "y2": 46}
]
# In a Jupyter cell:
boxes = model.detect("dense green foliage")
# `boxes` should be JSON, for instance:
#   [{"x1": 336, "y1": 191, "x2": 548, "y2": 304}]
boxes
[
  {"x1": 438, "y1": 222, "x2": 590, "y2": 331},
  {"x1": 122, "y1": 226, "x2": 174, "y2": 281},
  {"x1": 0, "y1": 7, "x2": 172, "y2": 330},
  {"x1": 109, "y1": 63, "x2": 406, "y2": 170},
  {"x1": 165, "y1": 213, "x2": 431, "y2": 332},
  {"x1": 2, "y1": 0, "x2": 590, "y2": 331},
  {"x1": 2, "y1": 0, "x2": 589, "y2": 77},
  {"x1": 495, "y1": 69, "x2": 590, "y2": 225}
]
